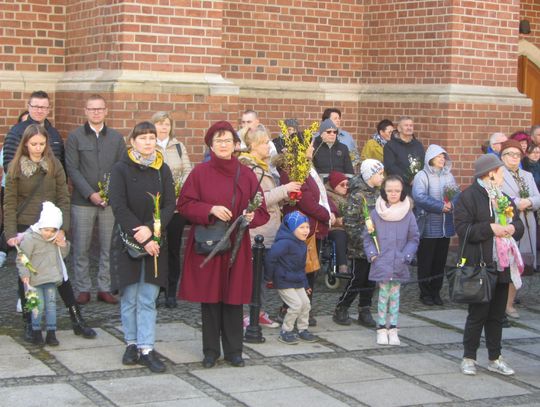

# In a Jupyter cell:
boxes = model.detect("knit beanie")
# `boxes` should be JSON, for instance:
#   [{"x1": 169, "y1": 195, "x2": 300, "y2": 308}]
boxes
[
  {"x1": 204, "y1": 121, "x2": 239, "y2": 147},
  {"x1": 284, "y1": 119, "x2": 300, "y2": 134},
  {"x1": 500, "y1": 139, "x2": 524, "y2": 157},
  {"x1": 328, "y1": 171, "x2": 348, "y2": 189},
  {"x1": 284, "y1": 211, "x2": 309, "y2": 232},
  {"x1": 474, "y1": 154, "x2": 504, "y2": 178},
  {"x1": 33, "y1": 201, "x2": 63, "y2": 230},
  {"x1": 318, "y1": 118, "x2": 338, "y2": 135},
  {"x1": 360, "y1": 159, "x2": 384, "y2": 182}
]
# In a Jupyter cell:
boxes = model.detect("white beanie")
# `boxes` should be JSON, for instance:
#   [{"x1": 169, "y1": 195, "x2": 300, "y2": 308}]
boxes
[
  {"x1": 360, "y1": 159, "x2": 384, "y2": 182},
  {"x1": 33, "y1": 201, "x2": 63, "y2": 230}
]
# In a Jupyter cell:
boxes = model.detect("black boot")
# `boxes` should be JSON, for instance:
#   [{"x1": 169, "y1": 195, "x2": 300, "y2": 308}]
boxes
[
  {"x1": 68, "y1": 305, "x2": 97, "y2": 339},
  {"x1": 357, "y1": 306, "x2": 376, "y2": 328},
  {"x1": 45, "y1": 330, "x2": 59, "y2": 346},
  {"x1": 32, "y1": 330, "x2": 44, "y2": 346},
  {"x1": 332, "y1": 305, "x2": 352, "y2": 325},
  {"x1": 308, "y1": 312, "x2": 317, "y2": 327},
  {"x1": 23, "y1": 312, "x2": 33, "y2": 343}
]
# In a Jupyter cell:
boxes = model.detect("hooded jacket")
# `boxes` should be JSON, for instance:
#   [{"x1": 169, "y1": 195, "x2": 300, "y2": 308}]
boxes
[
  {"x1": 412, "y1": 144, "x2": 458, "y2": 238},
  {"x1": 264, "y1": 222, "x2": 308, "y2": 289},
  {"x1": 383, "y1": 133, "x2": 424, "y2": 186}
]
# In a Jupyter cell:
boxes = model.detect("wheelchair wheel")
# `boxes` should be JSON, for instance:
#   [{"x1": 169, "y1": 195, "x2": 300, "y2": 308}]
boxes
[{"x1": 324, "y1": 273, "x2": 340, "y2": 289}]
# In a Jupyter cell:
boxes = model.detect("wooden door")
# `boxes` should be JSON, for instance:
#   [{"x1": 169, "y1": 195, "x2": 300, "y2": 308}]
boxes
[{"x1": 518, "y1": 55, "x2": 540, "y2": 125}]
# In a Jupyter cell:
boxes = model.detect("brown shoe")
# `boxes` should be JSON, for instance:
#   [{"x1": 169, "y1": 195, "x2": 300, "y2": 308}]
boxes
[
  {"x1": 76, "y1": 292, "x2": 90, "y2": 305},
  {"x1": 97, "y1": 291, "x2": 119, "y2": 304}
]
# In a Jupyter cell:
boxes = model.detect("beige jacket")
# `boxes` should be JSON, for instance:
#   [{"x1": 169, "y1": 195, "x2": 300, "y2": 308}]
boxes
[{"x1": 157, "y1": 138, "x2": 192, "y2": 184}]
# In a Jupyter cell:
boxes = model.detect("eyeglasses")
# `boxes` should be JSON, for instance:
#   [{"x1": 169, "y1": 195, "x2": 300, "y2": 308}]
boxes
[
  {"x1": 86, "y1": 108, "x2": 106, "y2": 113},
  {"x1": 213, "y1": 139, "x2": 234, "y2": 146},
  {"x1": 28, "y1": 104, "x2": 50, "y2": 111},
  {"x1": 502, "y1": 152, "x2": 521, "y2": 158},
  {"x1": 325, "y1": 130, "x2": 338, "y2": 134},
  {"x1": 338, "y1": 181, "x2": 349, "y2": 188}
]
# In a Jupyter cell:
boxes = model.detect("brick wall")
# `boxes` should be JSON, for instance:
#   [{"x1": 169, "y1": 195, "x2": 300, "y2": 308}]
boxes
[{"x1": 521, "y1": 0, "x2": 540, "y2": 49}]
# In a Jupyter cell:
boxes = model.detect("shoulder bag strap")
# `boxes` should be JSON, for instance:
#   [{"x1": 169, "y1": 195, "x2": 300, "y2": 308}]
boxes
[
  {"x1": 175, "y1": 143, "x2": 182, "y2": 159},
  {"x1": 231, "y1": 164, "x2": 241, "y2": 211},
  {"x1": 16, "y1": 170, "x2": 46, "y2": 217},
  {"x1": 457, "y1": 224, "x2": 472, "y2": 265}
]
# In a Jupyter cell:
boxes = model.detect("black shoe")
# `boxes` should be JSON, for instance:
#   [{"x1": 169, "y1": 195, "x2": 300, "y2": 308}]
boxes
[
  {"x1": 308, "y1": 314, "x2": 317, "y2": 327},
  {"x1": 357, "y1": 306, "x2": 377, "y2": 328},
  {"x1": 122, "y1": 344, "x2": 139, "y2": 365},
  {"x1": 165, "y1": 297, "x2": 177, "y2": 308},
  {"x1": 274, "y1": 306, "x2": 287, "y2": 324},
  {"x1": 202, "y1": 355, "x2": 217, "y2": 368},
  {"x1": 333, "y1": 306, "x2": 352, "y2": 326},
  {"x1": 502, "y1": 316, "x2": 512, "y2": 329},
  {"x1": 138, "y1": 350, "x2": 166, "y2": 373},
  {"x1": 225, "y1": 355, "x2": 245, "y2": 367},
  {"x1": 420, "y1": 296, "x2": 434, "y2": 306},
  {"x1": 433, "y1": 295, "x2": 443, "y2": 306},
  {"x1": 68, "y1": 305, "x2": 97, "y2": 339},
  {"x1": 45, "y1": 330, "x2": 59, "y2": 346},
  {"x1": 32, "y1": 330, "x2": 44, "y2": 346}
]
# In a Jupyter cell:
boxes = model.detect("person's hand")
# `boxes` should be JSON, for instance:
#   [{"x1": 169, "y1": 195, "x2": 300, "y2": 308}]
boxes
[
  {"x1": 330, "y1": 213, "x2": 336, "y2": 226},
  {"x1": 443, "y1": 202, "x2": 452, "y2": 213},
  {"x1": 210, "y1": 205, "x2": 233, "y2": 222},
  {"x1": 305, "y1": 140, "x2": 314, "y2": 160},
  {"x1": 518, "y1": 198, "x2": 531, "y2": 212},
  {"x1": 132, "y1": 225, "x2": 153, "y2": 244},
  {"x1": 144, "y1": 240, "x2": 160, "y2": 257},
  {"x1": 285, "y1": 182, "x2": 302, "y2": 193},
  {"x1": 504, "y1": 224, "x2": 516, "y2": 237},
  {"x1": 89, "y1": 192, "x2": 106, "y2": 207},
  {"x1": 305, "y1": 287, "x2": 313, "y2": 296},
  {"x1": 54, "y1": 229, "x2": 66, "y2": 247},
  {"x1": 7, "y1": 237, "x2": 19, "y2": 247},
  {"x1": 371, "y1": 256, "x2": 377, "y2": 262},
  {"x1": 21, "y1": 277, "x2": 29, "y2": 286},
  {"x1": 491, "y1": 223, "x2": 507, "y2": 237},
  {"x1": 334, "y1": 217, "x2": 343, "y2": 227},
  {"x1": 243, "y1": 210, "x2": 255, "y2": 223}
]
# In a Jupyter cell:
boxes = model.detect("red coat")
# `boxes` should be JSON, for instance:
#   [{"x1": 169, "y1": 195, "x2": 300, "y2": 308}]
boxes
[{"x1": 177, "y1": 154, "x2": 269, "y2": 304}]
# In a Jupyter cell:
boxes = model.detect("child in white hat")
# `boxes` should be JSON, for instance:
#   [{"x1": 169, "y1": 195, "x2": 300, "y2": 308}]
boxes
[{"x1": 17, "y1": 202, "x2": 70, "y2": 347}]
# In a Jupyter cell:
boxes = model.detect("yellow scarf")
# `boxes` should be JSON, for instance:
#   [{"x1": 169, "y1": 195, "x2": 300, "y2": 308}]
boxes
[
  {"x1": 240, "y1": 152, "x2": 269, "y2": 172},
  {"x1": 128, "y1": 148, "x2": 164, "y2": 170}
]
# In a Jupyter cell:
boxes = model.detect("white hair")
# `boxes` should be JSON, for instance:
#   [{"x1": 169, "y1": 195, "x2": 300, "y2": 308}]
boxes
[{"x1": 489, "y1": 132, "x2": 506, "y2": 147}]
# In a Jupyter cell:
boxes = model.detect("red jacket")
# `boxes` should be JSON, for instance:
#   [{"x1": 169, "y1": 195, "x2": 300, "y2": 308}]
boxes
[{"x1": 177, "y1": 154, "x2": 269, "y2": 304}]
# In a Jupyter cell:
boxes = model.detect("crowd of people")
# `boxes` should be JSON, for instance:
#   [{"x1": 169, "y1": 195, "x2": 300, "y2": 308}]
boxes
[{"x1": 2, "y1": 90, "x2": 539, "y2": 378}]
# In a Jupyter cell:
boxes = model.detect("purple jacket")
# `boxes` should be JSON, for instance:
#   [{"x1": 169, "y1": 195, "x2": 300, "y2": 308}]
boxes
[{"x1": 363, "y1": 209, "x2": 419, "y2": 282}]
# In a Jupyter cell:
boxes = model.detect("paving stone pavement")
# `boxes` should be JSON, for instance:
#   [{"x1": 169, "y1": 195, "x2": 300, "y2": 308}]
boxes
[{"x1": 1, "y1": 251, "x2": 540, "y2": 407}]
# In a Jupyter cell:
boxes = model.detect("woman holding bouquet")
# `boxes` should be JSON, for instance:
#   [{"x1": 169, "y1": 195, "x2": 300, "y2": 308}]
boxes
[
  {"x1": 178, "y1": 121, "x2": 269, "y2": 369},
  {"x1": 412, "y1": 144, "x2": 459, "y2": 306},
  {"x1": 151, "y1": 111, "x2": 192, "y2": 308},
  {"x1": 109, "y1": 122, "x2": 176, "y2": 373}
]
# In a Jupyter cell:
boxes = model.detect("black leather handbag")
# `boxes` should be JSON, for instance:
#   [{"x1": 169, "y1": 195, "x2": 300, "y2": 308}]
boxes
[
  {"x1": 117, "y1": 224, "x2": 149, "y2": 259},
  {"x1": 447, "y1": 225, "x2": 498, "y2": 304}
]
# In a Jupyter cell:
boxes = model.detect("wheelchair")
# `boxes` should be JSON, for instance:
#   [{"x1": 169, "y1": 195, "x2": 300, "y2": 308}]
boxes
[{"x1": 319, "y1": 238, "x2": 351, "y2": 289}]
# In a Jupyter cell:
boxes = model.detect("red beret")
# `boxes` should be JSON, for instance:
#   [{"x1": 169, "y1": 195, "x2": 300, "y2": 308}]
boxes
[
  {"x1": 205, "y1": 121, "x2": 238, "y2": 147},
  {"x1": 328, "y1": 171, "x2": 348, "y2": 190}
]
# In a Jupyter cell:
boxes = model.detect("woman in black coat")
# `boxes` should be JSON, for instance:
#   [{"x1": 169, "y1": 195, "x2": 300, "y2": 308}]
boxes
[
  {"x1": 454, "y1": 154, "x2": 524, "y2": 377},
  {"x1": 109, "y1": 122, "x2": 175, "y2": 373}
]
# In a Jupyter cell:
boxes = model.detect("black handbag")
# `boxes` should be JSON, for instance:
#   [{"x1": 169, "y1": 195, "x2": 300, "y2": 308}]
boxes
[
  {"x1": 116, "y1": 224, "x2": 149, "y2": 259},
  {"x1": 447, "y1": 224, "x2": 498, "y2": 304}
]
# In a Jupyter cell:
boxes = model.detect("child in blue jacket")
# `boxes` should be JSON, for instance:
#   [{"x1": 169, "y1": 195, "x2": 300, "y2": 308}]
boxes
[{"x1": 265, "y1": 211, "x2": 319, "y2": 345}]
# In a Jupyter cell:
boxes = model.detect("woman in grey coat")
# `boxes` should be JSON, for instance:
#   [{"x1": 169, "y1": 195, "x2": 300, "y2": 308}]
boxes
[{"x1": 499, "y1": 140, "x2": 540, "y2": 320}]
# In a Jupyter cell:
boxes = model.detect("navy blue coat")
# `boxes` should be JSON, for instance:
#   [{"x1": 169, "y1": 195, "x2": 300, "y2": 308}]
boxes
[{"x1": 264, "y1": 222, "x2": 309, "y2": 289}]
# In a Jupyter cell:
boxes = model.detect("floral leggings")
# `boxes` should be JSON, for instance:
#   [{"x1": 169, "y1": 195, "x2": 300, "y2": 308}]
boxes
[{"x1": 377, "y1": 281, "x2": 401, "y2": 327}]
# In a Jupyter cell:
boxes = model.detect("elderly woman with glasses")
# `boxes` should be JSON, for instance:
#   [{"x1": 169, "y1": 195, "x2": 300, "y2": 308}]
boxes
[{"x1": 312, "y1": 119, "x2": 354, "y2": 180}]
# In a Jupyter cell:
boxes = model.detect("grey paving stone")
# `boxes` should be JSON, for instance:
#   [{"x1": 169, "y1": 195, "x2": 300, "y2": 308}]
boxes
[
  {"x1": 515, "y1": 343, "x2": 540, "y2": 358},
  {"x1": 142, "y1": 399, "x2": 225, "y2": 407},
  {"x1": 0, "y1": 335, "x2": 29, "y2": 355},
  {"x1": 0, "y1": 383, "x2": 94, "y2": 406},
  {"x1": 50, "y1": 344, "x2": 143, "y2": 373},
  {"x1": 418, "y1": 372, "x2": 529, "y2": 400},
  {"x1": 89, "y1": 374, "x2": 205, "y2": 405},
  {"x1": 0, "y1": 354, "x2": 55, "y2": 378},
  {"x1": 285, "y1": 357, "x2": 394, "y2": 384},
  {"x1": 192, "y1": 365, "x2": 302, "y2": 393},
  {"x1": 499, "y1": 326, "x2": 540, "y2": 340},
  {"x1": 369, "y1": 352, "x2": 457, "y2": 376},
  {"x1": 155, "y1": 339, "x2": 204, "y2": 364},
  {"x1": 333, "y1": 377, "x2": 451, "y2": 406},
  {"x1": 412, "y1": 309, "x2": 468, "y2": 329},
  {"x1": 155, "y1": 322, "x2": 201, "y2": 342},
  {"x1": 398, "y1": 326, "x2": 463, "y2": 344},
  {"x1": 317, "y1": 329, "x2": 405, "y2": 351},
  {"x1": 243, "y1": 334, "x2": 334, "y2": 357},
  {"x1": 232, "y1": 386, "x2": 351, "y2": 407},
  {"x1": 53, "y1": 328, "x2": 123, "y2": 350}
]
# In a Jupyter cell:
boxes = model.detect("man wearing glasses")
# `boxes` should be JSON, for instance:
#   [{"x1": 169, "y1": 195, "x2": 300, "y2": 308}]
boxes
[
  {"x1": 3, "y1": 90, "x2": 65, "y2": 170},
  {"x1": 65, "y1": 94, "x2": 125, "y2": 305}
]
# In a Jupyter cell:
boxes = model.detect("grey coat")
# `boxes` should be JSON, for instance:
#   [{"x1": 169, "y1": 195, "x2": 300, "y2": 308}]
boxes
[
  {"x1": 66, "y1": 123, "x2": 126, "y2": 206},
  {"x1": 501, "y1": 167, "x2": 540, "y2": 267}
]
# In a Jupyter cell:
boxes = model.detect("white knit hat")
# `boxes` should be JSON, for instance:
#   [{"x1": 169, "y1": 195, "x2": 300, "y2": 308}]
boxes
[
  {"x1": 360, "y1": 159, "x2": 384, "y2": 181},
  {"x1": 33, "y1": 201, "x2": 63, "y2": 230}
]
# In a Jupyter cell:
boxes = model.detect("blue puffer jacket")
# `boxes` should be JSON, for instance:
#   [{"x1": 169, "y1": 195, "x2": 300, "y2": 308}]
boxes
[
  {"x1": 264, "y1": 222, "x2": 308, "y2": 289},
  {"x1": 412, "y1": 144, "x2": 458, "y2": 238}
]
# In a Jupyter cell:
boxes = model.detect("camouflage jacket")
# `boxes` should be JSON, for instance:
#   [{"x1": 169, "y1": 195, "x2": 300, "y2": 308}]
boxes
[{"x1": 343, "y1": 174, "x2": 380, "y2": 259}]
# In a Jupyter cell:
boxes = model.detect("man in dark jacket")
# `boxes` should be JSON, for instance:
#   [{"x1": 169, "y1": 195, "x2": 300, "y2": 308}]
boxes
[
  {"x1": 3, "y1": 90, "x2": 65, "y2": 170},
  {"x1": 383, "y1": 116, "x2": 424, "y2": 191},
  {"x1": 312, "y1": 119, "x2": 354, "y2": 180},
  {"x1": 66, "y1": 95, "x2": 126, "y2": 305}
]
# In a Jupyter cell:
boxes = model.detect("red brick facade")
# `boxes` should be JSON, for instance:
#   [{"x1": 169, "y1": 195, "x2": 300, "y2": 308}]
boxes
[{"x1": 0, "y1": 0, "x2": 538, "y2": 186}]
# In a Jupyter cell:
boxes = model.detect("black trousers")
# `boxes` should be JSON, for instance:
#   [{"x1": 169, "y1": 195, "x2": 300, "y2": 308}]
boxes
[
  {"x1": 336, "y1": 257, "x2": 374, "y2": 309},
  {"x1": 328, "y1": 229, "x2": 348, "y2": 267},
  {"x1": 201, "y1": 302, "x2": 243, "y2": 359},
  {"x1": 165, "y1": 213, "x2": 187, "y2": 298},
  {"x1": 417, "y1": 237, "x2": 449, "y2": 300},
  {"x1": 463, "y1": 282, "x2": 509, "y2": 361}
]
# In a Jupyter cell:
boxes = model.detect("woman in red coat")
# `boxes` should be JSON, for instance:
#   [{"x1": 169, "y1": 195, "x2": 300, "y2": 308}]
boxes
[{"x1": 177, "y1": 121, "x2": 269, "y2": 369}]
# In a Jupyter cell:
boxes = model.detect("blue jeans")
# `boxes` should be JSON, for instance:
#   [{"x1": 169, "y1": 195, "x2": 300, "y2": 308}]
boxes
[
  {"x1": 31, "y1": 283, "x2": 57, "y2": 331},
  {"x1": 120, "y1": 268, "x2": 160, "y2": 350}
]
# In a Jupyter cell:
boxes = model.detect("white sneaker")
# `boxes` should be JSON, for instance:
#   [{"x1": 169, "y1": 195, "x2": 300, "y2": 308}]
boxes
[
  {"x1": 460, "y1": 358, "x2": 477, "y2": 375},
  {"x1": 387, "y1": 328, "x2": 400, "y2": 346},
  {"x1": 488, "y1": 356, "x2": 515, "y2": 376},
  {"x1": 376, "y1": 328, "x2": 388, "y2": 345},
  {"x1": 16, "y1": 298, "x2": 22, "y2": 313}
]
